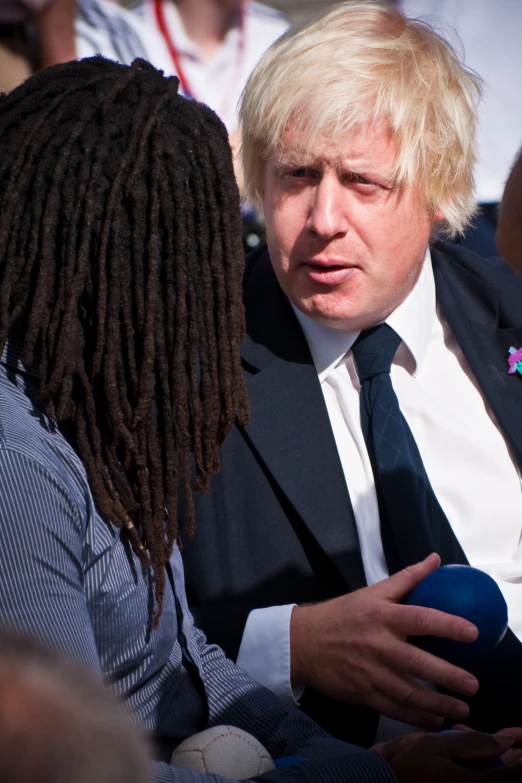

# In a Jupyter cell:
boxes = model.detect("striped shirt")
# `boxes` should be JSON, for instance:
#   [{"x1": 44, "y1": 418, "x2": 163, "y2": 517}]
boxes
[{"x1": 0, "y1": 335, "x2": 395, "y2": 783}]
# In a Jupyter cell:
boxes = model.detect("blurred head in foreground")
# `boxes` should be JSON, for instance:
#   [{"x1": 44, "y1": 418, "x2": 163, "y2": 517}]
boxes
[{"x1": 0, "y1": 632, "x2": 149, "y2": 783}]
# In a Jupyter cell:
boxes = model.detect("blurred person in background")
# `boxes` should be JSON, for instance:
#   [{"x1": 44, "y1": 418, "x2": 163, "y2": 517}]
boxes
[
  {"x1": 76, "y1": 0, "x2": 289, "y2": 158},
  {"x1": 397, "y1": 0, "x2": 522, "y2": 257},
  {"x1": 0, "y1": 631, "x2": 150, "y2": 783},
  {"x1": 0, "y1": 0, "x2": 76, "y2": 92}
]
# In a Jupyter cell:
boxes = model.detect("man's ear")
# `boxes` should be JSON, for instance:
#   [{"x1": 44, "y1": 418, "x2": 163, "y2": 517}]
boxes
[{"x1": 433, "y1": 208, "x2": 445, "y2": 222}]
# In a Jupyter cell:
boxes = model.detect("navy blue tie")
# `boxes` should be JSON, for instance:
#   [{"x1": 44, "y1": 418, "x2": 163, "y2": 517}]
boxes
[{"x1": 351, "y1": 323, "x2": 466, "y2": 574}]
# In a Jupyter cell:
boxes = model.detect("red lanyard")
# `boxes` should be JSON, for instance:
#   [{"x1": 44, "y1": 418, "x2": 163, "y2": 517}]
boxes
[{"x1": 153, "y1": 0, "x2": 246, "y2": 105}]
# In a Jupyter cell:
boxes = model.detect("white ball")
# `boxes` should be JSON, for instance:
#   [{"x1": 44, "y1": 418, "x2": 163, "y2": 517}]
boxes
[{"x1": 171, "y1": 725, "x2": 275, "y2": 779}]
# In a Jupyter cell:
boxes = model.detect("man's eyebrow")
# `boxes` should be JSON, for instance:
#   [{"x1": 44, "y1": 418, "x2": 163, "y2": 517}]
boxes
[
  {"x1": 274, "y1": 153, "x2": 395, "y2": 183},
  {"x1": 275, "y1": 151, "x2": 318, "y2": 167},
  {"x1": 274, "y1": 153, "x2": 350, "y2": 170}
]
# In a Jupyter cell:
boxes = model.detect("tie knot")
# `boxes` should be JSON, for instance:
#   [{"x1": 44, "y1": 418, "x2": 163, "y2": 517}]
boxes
[{"x1": 351, "y1": 323, "x2": 401, "y2": 383}]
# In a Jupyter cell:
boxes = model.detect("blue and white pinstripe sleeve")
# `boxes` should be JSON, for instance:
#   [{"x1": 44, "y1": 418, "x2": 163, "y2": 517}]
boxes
[
  {"x1": 196, "y1": 635, "x2": 396, "y2": 783},
  {"x1": 168, "y1": 551, "x2": 397, "y2": 783},
  {"x1": 0, "y1": 449, "x2": 101, "y2": 668}
]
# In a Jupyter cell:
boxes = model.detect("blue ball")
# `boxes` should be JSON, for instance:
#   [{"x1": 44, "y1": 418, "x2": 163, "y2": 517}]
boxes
[{"x1": 406, "y1": 565, "x2": 508, "y2": 664}]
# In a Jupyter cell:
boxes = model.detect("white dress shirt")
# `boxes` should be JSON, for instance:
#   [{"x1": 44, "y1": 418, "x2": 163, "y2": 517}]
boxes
[{"x1": 236, "y1": 251, "x2": 522, "y2": 712}]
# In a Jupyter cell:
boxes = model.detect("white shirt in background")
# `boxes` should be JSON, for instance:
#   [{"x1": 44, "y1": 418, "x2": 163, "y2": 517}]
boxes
[{"x1": 237, "y1": 251, "x2": 522, "y2": 725}]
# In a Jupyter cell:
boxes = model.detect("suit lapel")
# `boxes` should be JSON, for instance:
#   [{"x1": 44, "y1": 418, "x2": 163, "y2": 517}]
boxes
[
  {"x1": 241, "y1": 250, "x2": 367, "y2": 592},
  {"x1": 433, "y1": 245, "x2": 522, "y2": 473},
  {"x1": 240, "y1": 244, "x2": 522, "y2": 590}
]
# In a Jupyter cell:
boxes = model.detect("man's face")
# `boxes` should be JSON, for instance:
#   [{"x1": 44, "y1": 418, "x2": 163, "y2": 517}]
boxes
[{"x1": 262, "y1": 123, "x2": 442, "y2": 331}]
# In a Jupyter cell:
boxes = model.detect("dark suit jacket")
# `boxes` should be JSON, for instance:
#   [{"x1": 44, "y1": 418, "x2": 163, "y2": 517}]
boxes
[{"x1": 183, "y1": 240, "x2": 522, "y2": 745}]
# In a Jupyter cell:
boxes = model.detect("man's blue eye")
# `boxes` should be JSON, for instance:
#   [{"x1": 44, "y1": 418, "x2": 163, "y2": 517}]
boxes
[{"x1": 292, "y1": 168, "x2": 311, "y2": 178}]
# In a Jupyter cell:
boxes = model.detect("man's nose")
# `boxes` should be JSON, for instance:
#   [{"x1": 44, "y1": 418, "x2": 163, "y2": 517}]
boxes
[{"x1": 307, "y1": 177, "x2": 349, "y2": 240}]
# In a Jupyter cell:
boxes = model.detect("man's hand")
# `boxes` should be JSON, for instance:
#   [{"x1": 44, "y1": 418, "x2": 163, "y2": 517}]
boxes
[
  {"x1": 290, "y1": 553, "x2": 480, "y2": 729},
  {"x1": 497, "y1": 728, "x2": 522, "y2": 768},
  {"x1": 454, "y1": 725, "x2": 522, "y2": 768},
  {"x1": 375, "y1": 730, "x2": 519, "y2": 782}
]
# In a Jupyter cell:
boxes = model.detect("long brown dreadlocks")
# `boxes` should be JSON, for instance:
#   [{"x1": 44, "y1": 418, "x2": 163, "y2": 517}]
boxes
[{"x1": 0, "y1": 56, "x2": 249, "y2": 622}]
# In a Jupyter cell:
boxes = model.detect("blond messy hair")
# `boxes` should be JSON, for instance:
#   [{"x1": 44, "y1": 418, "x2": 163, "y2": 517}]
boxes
[{"x1": 240, "y1": 1, "x2": 482, "y2": 238}]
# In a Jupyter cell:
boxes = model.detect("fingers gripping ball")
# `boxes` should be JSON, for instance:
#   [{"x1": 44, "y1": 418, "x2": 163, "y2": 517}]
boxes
[
  {"x1": 438, "y1": 731, "x2": 504, "y2": 770},
  {"x1": 407, "y1": 565, "x2": 508, "y2": 664},
  {"x1": 171, "y1": 726, "x2": 275, "y2": 779}
]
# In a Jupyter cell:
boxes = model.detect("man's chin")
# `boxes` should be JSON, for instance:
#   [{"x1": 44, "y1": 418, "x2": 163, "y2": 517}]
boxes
[
  {"x1": 312, "y1": 314, "x2": 363, "y2": 330},
  {"x1": 295, "y1": 296, "x2": 389, "y2": 331},
  {"x1": 293, "y1": 289, "x2": 360, "y2": 327},
  {"x1": 294, "y1": 302, "x2": 361, "y2": 330}
]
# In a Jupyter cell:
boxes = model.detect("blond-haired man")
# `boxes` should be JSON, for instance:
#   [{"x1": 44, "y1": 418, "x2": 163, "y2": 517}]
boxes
[{"x1": 184, "y1": 1, "x2": 522, "y2": 748}]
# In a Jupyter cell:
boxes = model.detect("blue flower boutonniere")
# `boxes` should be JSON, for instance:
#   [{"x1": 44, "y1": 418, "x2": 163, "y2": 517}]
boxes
[{"x1": 507, "y1": 346, "x2": 522, "y2": 376}]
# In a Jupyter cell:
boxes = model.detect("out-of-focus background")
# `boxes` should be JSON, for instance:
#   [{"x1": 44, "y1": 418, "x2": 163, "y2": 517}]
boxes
[{"x1": 270, "y1": 0, "x2": 326, "y2": 25}]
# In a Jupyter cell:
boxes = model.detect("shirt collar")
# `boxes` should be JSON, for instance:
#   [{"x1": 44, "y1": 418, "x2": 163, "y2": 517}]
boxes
[{"x1": 293, "y1": 247, "x2": 435, "y2": 383}]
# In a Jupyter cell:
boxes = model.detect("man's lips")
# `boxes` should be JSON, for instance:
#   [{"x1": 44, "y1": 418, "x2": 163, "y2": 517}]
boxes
[{"x1": 301, "y1": 259, "x2": 359, "y2": 285}]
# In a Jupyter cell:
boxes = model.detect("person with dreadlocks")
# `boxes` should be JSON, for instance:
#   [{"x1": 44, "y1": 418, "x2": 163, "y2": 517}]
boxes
[{"x1": 0, "y1": 53, "x2": 437, "y2": 783}]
